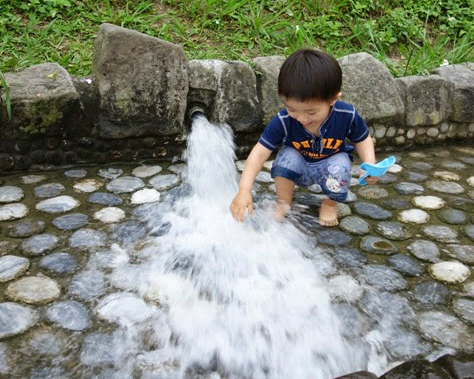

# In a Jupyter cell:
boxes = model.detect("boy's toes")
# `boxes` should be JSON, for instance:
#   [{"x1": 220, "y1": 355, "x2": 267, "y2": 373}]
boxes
[{"x1": 319, "y1": 215, "x2": 339, "y2": 226}]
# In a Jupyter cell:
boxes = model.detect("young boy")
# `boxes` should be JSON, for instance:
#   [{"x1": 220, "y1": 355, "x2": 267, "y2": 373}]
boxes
[{"x1": 230, "y1": 48, "x2": 378, "y2": 226}]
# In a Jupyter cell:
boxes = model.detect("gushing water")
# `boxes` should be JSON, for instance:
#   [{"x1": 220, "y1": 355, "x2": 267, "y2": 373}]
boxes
[{"x1": 99, "y1": 116, "x2": 398, "y2": 379}]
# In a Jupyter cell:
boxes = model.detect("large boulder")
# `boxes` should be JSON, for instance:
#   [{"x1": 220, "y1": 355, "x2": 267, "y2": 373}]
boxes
[
  {"x1": 338, "y1": 53, "x2": 405, "y2": 124},
  {"x1": 92, "y1": 23, "x2": 188, "y2": 138},
  {"x1": 252, "y1": 56, "x2": 285, "y2": 125},
  {"x1": 188, "y1": 60, "x2": 262, "y2": 131},
  {"x1": 397, "y1": 75, "x2": 453, "y2": 126},
  {"x1": 0, "y1": 63, "x2": 81, "y2": 139},
  {"x1": 433, "y1": 64, "x2": 474, "y2": 123}
]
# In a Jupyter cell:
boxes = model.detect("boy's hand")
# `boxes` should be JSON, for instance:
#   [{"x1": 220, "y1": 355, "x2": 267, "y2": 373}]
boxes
[
  {"x1": 359, "y1": 170, "x2": 379, "y2": 185},
  {"x1": 230, "y1": 190, "x2": 253, "y2": 222}
]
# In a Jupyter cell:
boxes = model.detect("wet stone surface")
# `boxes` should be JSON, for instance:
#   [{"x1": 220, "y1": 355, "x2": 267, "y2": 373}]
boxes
[{"x1": 0, "y1": 145, "x2": 473, "y2": 377}]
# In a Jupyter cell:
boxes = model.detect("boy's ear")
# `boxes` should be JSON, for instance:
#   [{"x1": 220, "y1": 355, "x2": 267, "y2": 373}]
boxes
[{"x1": 329, "y1": 92, "x2": 342, "y2": 105}]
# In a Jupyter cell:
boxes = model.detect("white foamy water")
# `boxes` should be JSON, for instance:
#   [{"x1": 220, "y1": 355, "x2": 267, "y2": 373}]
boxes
[{"x1": 99, "y1": 116, "x2": 400, "y2": 379}]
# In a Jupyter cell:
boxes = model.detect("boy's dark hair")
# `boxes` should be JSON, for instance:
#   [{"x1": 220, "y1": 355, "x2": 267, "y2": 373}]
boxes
[{"x1": 278, "y1": 48, "x2": 342, "y2": 102}]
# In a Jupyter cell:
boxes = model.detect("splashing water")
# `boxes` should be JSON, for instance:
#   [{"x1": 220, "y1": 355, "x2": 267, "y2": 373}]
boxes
[{"x1": 100, "y1": 116, "x2": 400, "y2": 379}]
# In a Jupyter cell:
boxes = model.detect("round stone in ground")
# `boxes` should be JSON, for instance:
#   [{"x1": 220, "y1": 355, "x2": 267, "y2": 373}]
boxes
[
  {"x1": 438, "y1": 208, "x2": 468, "y2": 225},
  {"x1": 73, "y1": 179, "x2": 103, "y2": 193},
  {"x1": 429, "y1": 261, "x2": 470, "y2": 284},
  {"x1": 419, "y1": 311, "x2": 471, "y2": 349},
  {"x1": 468, "y1": 176, "x2": 474, "y2": 187},
  {"x1": 0, "y1": 255, "x2": 30, "y2": 282},
  {"x1": 255, "y1": 171, "x2": 273, "y2": 183},
  {"x1": 446, "y1": 197, "x2": 474, "y2": 212},
  {"x1": 93, "y1": 207, "x2": 126, "y2": 223},
  {"x1": 339, "y1": 216, "x2": 370, "y2": 235},
  {"x1": 453, "y1": 298, "x2": 474, "y2": 324},
  {"x1": 0, "y1": 302, "x2": 39, "y2": 339},
  {"x1": 69, "y1": 270, "x2": 105, "y2": 301},
  {"x1": 463, "y1": 282, "x2": 474, "y2": 298},
  {"x1": 315, "y1": 230, "x2": 352, "y2": 246},
  {"x1": 445, "y1": 245, "x2": 474, "y2": 265},
  {"x1": 7, "y1": 219, "x2": 46, "y2": 237},
  {"x1": 5, "y1": 276, "x2": 61, "y2": 305},
  {"x1": 440, "y1": 160, "x2": 467, "y2": 170},
  {"x1": 358, "y1": 186, "x2": 388, "y2": 199},
  {"x1": 106, "y1": 176, "x2": 145, "y2": 193},
  {"x1": 131, "y1": 188, "x2": 161, "y2": 204},
  {"x1": 88, "y1": 192, "x2": 123, "y2": 206},
  {"x1": 388, "y1": 254, "x2": 425, "y2": 277},
  {"x1": 463, "y1": 225, "x2": 474, "y2": 241},
  {"x1": 64, "y1": 169, "x2": 87, "y2": 178},
  {"x1": 0, "y1": 342, "x2": 10, "y2": 374},
  {"x1": 110, "y1": 221, "x2": 147, "y2": 244},
  {"x1": 80, "y1": 333, "x2": 115, "y2": 366},
  {"x1": 149, "y1": 174, "x2": 180, "y2": 191},
  {"x1": 407, "y1": 240, "x2": 440, "y2": 262},
  {"x1": 52, "y1": 213, "x2": 89, "y2": 230},
  {"x1": 398, "y1": 209, "x2": 430, "y2": 224},
  {"x1": 360, "y1": 236, "x2": 397, "y2": 255},
  {"x1": 97, "y1": 292, "x2": 154, "y2": 325},
  {"x1": 167, "y1": 163, "x2": 187, "y2": 177},
  {"x1": 132, "y1": 165, "x2": 162, "y2": 178},
  {"x1": 40, "y1": 253, "x2": 77, "y2": 275},
  {"x1": 36, "y1": 196, "x2": 80, "y2": 213},
  {"x1": 381, "y1": 198, "x2": 411, "y2": 210},
  {"x1": 394, "y1": 182, "x2": 424, "y2": 195},
  {"x1": 333, "y1": 247, "x2": 367, "y2": 268},
  {"x1": 353, "y1": 202, "x2": 392, "y2": 220},
  {"x1": 422, "y1": 225, "x2": 458, "y2": 243},
  {"x1": 362, "y1": 265, "x2": 407, "y2": 291},
  {"x1": 377, "y1": 173, "x2": 398, "y2": 184},
  {"x1": 388, "y1": 164, "x2": 402, "y2": 173},
  {"x1": 0, "y1": 203, "x2": 29, "y2": 221},
  {"x1": 374, "y1": 221, "x2": 413, "y2": 241},
  {"x1": 69, "y1": 228, "x2": 107, "y2": 249},
  {"x1": 469, "y1": 190, "x2": 474, "y2": 200},
  {"x1": 0, "y1": 186, "x2": 24, "y2": 203},
  {"x1": 407, "y1": 161, "x2": 433, "y2": 171},
  {"x1": 427, "y1": 180, "x2": 465, "y2": 195},
  {"x1": 412, "y1": 196, "x2": 445, "y2": 210},
  {"x1": 433, "y1": 171, "x2": 460, "y2": 181},
  {"x1": 21, "y1": 233, "x2": 59, "y2": 257},
  {"x1": 21, "y1": 174, "x2": 47, "y2": 184},
  {"x1": 23, "y1": 328, "x2": 66, "y2": 357},
  {"x1": 328, "y1": 275, "x2": 363, "y2": 303},
  {"x1": 98, "y1": 168, "x2": 123, "y2": 179},
  {"x1": 33, "y1": 183, "x2": 66, "y2": 198},
  {"x1": 406, "y1": 172, "x2": 428, "y2": 182},
  {"x1": 47, "y1": 300, "x2": 90, "y2": 331},
  {"x1": 414, "y1": 281, "x2": 450, "y2": 307},
  {"x1": 336, "y1": 203, "x2": 351, "y2": 218}
]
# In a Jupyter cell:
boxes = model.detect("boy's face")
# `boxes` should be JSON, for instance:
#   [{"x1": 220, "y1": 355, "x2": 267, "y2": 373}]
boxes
[{"x1": 283, "y1": 94, "x2": 341, "y2": 131}]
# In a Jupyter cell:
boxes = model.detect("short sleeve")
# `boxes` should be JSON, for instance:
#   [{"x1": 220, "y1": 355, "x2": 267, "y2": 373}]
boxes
[
  {"x1": 258, "y1": 113, "x2": 286, "y2": 151},
  {"x1": 347, "y1": 110, "x2": 369, "y2": 142}
]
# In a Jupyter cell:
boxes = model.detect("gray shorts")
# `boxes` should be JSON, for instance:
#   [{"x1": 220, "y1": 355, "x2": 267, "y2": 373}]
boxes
[{"x1": 271, "y1": 146, "x2": 352, "y2": 202}]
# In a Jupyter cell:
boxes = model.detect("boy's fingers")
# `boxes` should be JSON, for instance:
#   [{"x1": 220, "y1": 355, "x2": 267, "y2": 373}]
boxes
[{"x1": 247, "y1": 203, "x2": 253, "y2": 216}]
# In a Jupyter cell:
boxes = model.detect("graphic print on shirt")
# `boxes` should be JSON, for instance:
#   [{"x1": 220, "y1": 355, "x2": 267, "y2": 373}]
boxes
[{"x1": 291, "y1": 138, "x2": 344, "y2": 160}]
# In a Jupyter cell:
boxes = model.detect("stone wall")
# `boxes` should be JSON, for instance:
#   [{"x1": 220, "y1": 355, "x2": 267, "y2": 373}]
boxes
[{"x1": 0, "y1": 23, "x2": 473, "y2": 172}]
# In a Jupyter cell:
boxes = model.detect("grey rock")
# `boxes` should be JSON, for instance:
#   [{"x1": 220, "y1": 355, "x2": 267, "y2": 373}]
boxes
[
  {"x1": 110, "y1": 221, "x2": 147, "y2": 244},
  {"x1": 7, "y1": 219, "x2": 46, "y2": 237},
  {"x1": 253, "y1": 56, "x2": 285, "y2": 124},
  {"x1": 339, "y1": 216, "x2": 370, "y2": 235},
  {"x1": 459, "y1": 156, "x2": 474, "y2": 165},
  {"x1": 362, "y1": 291, "x2": 415, "y2": 325},
  {"x1": 407, "y1": 240, "x2": 441, "y2": 262},
  {"x1": 394, "y1": 182, "x2": 424, "y2": 195},
  {"x1": 338, "y1": 53, "x2": 404, "y2": 123},
  {"x1": 189, "y1": 59, "x2": 262, "y2": 131},
  {"x1": 440, "y1": 160, "x2": 468, "y2": 170},
  {"x1": 69, "y1": 270, "x2": 105, "y2": 301},
  {"x1": 98, "y1": 168, "x2": 123, "y2": 179},
  {"x1": 353, "y1": 202, "x2": 392, "y2": 220},
  {"x1": 438, "y1": 208, "x2": 468, "y2": 224},
  {"x1": 25, "y1": 328, "x2": 65, "y2": 356},
  {"x1": 374, "y1": 221, "x2": 413, "y2": 241},
  {"x1": 357, "y1": 186, "x2": 389, "y2": 199},
  {"x1": 33, "y1": 183, "x2": 66, "y2": 198},
  {"x1": 21, "y1": 233, "x2": 59, "y2": 256},
  {"x1": 397, "y1": 75, "x2": 452, "y2": 126},
  {"x1": 80, "y1": 333, "x2": 115, "y2": 366},
  {"x1": 388, "y1": 254, "x2": 425, "y2": 276},
  {"x1": 446, "y1": 197, "x2": 474, "y2": 212},
  {"x1": 30, "y1": 367, "x2": 68, "y2": 379},
  {"x1": 52, "y1": 213, "x2": 89, "y2": 230},
  {"x1": 93, "y1": 23, "x2": 188, "y2": 137},
  {"x1": 5, "y1": 276, "x2": 60, "y2": 305},
  {"x1": 36, "y1": 195, "x2": 80, "y2": 213},
  {"x1": 88, "y1": 192, "x2": 123, "y2": 206},
  {"x1": 0, "y1": 255, "x2": 30, "y2": 282},
  {"x1": 446, "y1": 245, "x2": 474, "y2": 265},
  {"x1": 464, "y1": 224, "x2": 474, "y2": 241},
  {"x1": 427, "y1": 180, "x2": 465, "y2": 194},
  {"x1": 20, "y1": 174, "x2": 47, "y2": 184},
  {"x1": 362, "y1": 265, "x2": 407, "y2": 291},
  {"x1": 333, "y1": 247, "x2": 368, "y2": 268},
  {"x1": 360, "y1": 236, "x2": 397, "y2": 255},
  {"x1": 315, "y1": 229, "x2": 352, "y2": 246},
  {"x1": 0, "y1": 302, "x2": 39, "y2": 339},
  {"x1": 1, "y1": 63, "x2": 80, "y2": 139},
  {"x1": 422, "y1": 225, "x2": 459, "y2": 243},
  {"x1": 381, "y1": 198, "x2": 412, "y2": 210},
  {"x1": 434, "y1": 64, "x2": 474, "y2": 122},
  {"x1": 106, "y1": 176, "x2": 145, "y2": 193},
  {"x1": 0, "y1": 203, "x2": 29, "y2": 221},
  {"x1": 407, "y1": 161, "x2": 433, "y2": 171},
  {"x1": 453, "y1": 298, "x2": 474, "y2": 324},
  {"x1": 419, "y1": 311, "x2": 472, "y2": 349},
  {"x1": 0, "y1": 186, "x2": 24, "y2": 203},
  {"x1": 0, "y1": 241, "x2": 18, "y2": 256},
  {"x1": 69, "y1": 228, "x2": 107, "y2": 249},
  {"x1": 64, "y1": 169, "x2": 87, "y2": 178},
  {"x1": 40, "y1": 253, "x2": 77, "y2": 275},
  {"x1": 406, "y1": 171, "x2": 428, "y2": 182},
  {"x1": 0, "y1": 343, "x2": 10, "y2": 374},
  {"x1": 377, "y1": 173, "x2": 398, "y2": 184},
  {"x1": 149, "y1": 174, "x2": 180, "y2": 191},
  {"x1": 414, "y1": 281, "x2": 450, "y2": 307},
  {"x1": 46, "y1": 300, "x2": 90, "y2": 331}
]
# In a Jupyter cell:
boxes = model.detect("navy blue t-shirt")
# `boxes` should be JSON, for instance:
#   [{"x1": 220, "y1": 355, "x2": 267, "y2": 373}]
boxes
[{"x1": 258, "y1": 100, "x2": 369, "y2": 163}]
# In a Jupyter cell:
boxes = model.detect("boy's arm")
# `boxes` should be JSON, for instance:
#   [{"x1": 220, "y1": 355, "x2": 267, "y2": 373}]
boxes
[
  {"x1": 354, "y1": 136, "x2": 379, "y2": 185},
  {"x1": 230, "y1": 142, "x2": 272, "y2": 221}
]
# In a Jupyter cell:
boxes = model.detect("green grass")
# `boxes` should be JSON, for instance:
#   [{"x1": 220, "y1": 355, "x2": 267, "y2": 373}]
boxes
[{"x1": 0, "y1": 0, "x2": 473, "y2": 77}]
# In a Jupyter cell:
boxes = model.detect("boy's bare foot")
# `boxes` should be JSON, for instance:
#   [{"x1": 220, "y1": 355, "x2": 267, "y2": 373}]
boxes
[
  {"x1": 274, "y1": 200, "x2": 291, "y2": 222},
  {"x1": 319, "y1": 198, "x2": 338, "y2": 226}
]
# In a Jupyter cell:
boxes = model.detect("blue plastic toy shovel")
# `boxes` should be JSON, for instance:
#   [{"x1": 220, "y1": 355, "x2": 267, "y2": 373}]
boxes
[{"x1": 359, "y1": 156, "x2": 396, "y2": 186}]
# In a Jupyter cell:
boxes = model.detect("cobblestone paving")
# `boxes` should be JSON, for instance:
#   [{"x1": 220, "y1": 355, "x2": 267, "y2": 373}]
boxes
[{"x1": 0, "y1": 144, "x2": 473, "y2": 378}]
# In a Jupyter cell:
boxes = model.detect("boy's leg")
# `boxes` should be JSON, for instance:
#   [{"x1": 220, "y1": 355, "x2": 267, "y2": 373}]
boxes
[
  {"x1": 271, "y1": 146, "x2": 311, "y2": 221},
  {"x1": 312, "y1": 153, "x2": 352, "y2": 226}
]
